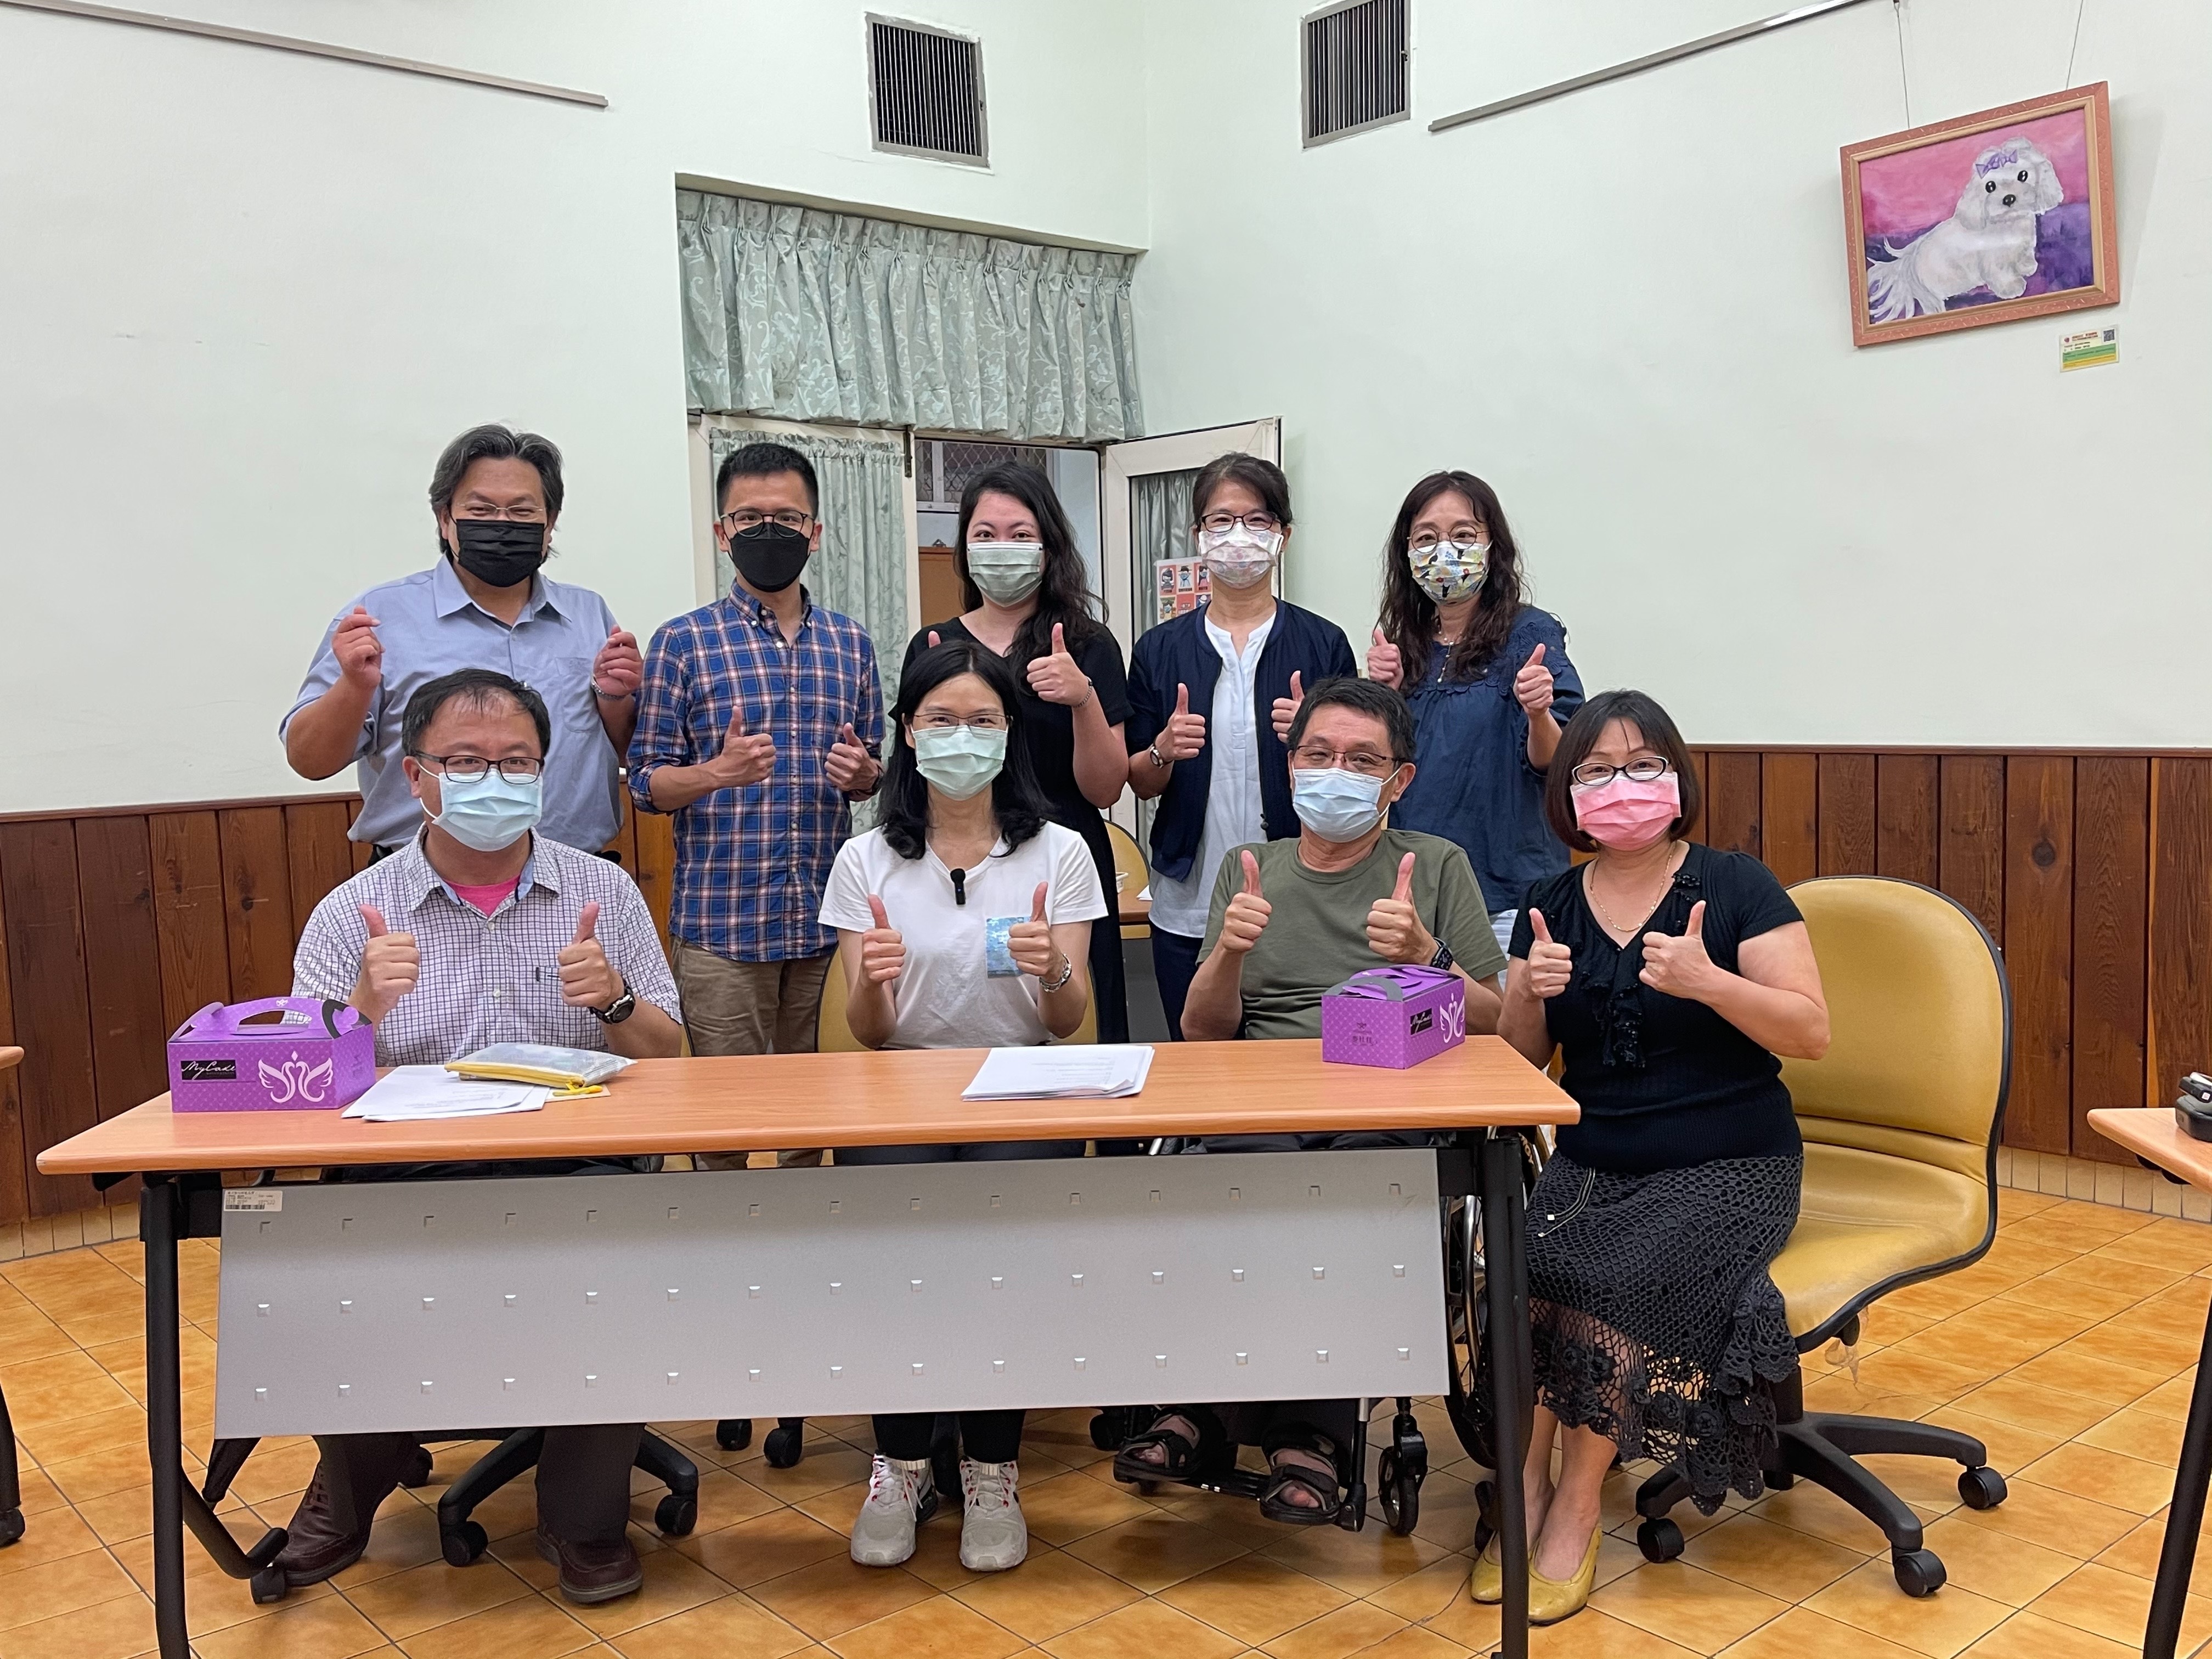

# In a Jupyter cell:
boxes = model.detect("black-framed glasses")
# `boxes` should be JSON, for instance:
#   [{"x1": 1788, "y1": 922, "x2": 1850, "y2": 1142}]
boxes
[
  {"x1": 1197, "y1": 511, "x2": 1282, "y2": 537},
  {"x1": 914, "y1": 712, "x2": 1008, "y2": 733},
  {"x1": 720, "y1": 509, "x2": 815, "y2": 534},
  {"x1": 409, "y1": 752, "x2": 545, "y2": 782},
  {"x1": 454, "y1": 504, "x2": 545, "y2": 522},
  {"x1": 1570, "y1": 756, "x2": 1672, "y2": 789},
  {"x1": 1291, "y1": 743, "x2": 1400, "y2": 778}
]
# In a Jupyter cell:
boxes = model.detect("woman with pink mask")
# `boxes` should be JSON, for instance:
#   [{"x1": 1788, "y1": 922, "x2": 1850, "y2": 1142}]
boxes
[{"x1": 1484, "y1": 689, "x2": 1831, "y2": 1627}]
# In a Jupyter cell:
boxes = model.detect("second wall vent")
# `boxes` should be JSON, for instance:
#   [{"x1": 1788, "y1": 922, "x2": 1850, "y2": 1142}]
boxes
[
  {"x1": 1304, "y1": 0, "x2": 1408, "y2": 146},
  {"x1": 868, "y1": 15, "x2": 988, "y2": 167}
]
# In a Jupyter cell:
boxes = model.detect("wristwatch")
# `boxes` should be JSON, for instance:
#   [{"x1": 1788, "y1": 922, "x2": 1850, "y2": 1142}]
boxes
[
  {"x1": 1147, "y1": 742, "x2": 1171, "y2": 770},
  {"x1": 1428, "y1": 940, "x2": 1456, "y2": 973},
  {"x1": 590, "y1": 982, "x2": 638, "y2": 1025},
  {"x1": 1042, "y1": 953, "x2": 1076, "y2": 993}
]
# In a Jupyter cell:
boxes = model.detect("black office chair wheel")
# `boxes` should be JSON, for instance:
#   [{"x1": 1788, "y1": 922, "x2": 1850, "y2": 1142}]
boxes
[
  {"x1": 1636, "y1": 1517, "x2": 1685, "y2": 1563},
  {"x1": 654, "y1": 1493, "x2": 698, "y2": 1537},
  {"x1": 715, "y1": 1418, "x2": 753, "y2": 1452},
  {"x1": 763, "y1": 1421, "x2": 804, "y2": 1468},
  {"x1": 1892, "y1": 1548, "x2": 1946, "y2": 1597},
  {"x1": 1763, "y1": 1470, "x2": 1795, "y2": 1491},
  {"x1": 400, "y1": 1446, "x2": 435, "y2": 1488},
  {"x1": 1376, "y1": 1447, "x2": 1422, "y2": 1536},
  {"x1": 441, "y1": 1520, "x2": 488, "y2": 1568},
  {"x1": 1956, "y1": 1465, "x2": 2006, "y2": 1510},
  {"x1": 0, "y1": 1508, "x2": 22, "y2": 1547},
  {"x1": 249, "y1": 1563, "x2": 289, "y2": 1605}
]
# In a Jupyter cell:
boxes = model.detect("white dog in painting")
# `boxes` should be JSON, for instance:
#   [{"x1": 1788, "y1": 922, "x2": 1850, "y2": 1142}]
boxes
[{"x1": 1865, "y1": 138, "x2": 2066, "y2": 321}]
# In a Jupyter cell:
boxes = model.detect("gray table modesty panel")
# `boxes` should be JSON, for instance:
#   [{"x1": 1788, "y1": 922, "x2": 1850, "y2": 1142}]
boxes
[{"x1": 214, "y1": 1149, "x2": 1449, "y2": 1437}]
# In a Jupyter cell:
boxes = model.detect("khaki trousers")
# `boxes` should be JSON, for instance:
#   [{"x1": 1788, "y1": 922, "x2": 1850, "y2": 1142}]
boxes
[{"x1": 673, "y1": 940, "x2": 834, "y2": 1169}]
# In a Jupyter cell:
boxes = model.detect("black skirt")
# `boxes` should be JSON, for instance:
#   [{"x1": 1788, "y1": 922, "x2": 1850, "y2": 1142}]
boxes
[{"x1": 1525, "y1": 1150, "x2": 1802, "y2": 1511}]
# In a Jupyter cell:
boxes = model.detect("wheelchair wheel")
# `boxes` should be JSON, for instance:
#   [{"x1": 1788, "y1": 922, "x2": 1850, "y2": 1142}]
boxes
[
  {"x1": 1441, "y1": 1130, "x2": 1545, "y2": 1470},
  {"x1": 1376, "y1": 1446, "x2": 1421, "y2": 1534}
]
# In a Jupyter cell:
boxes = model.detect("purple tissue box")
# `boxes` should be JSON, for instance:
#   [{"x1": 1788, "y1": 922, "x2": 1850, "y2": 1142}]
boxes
[
  {"x1": 167, "y1": 997, "x2": 376, "y2": 1112},
  {"x1": 1321, "y1": 966, "x2": 1466, "y2": 1070}
]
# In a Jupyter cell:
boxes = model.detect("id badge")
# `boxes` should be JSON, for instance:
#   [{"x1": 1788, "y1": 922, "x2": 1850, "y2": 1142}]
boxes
[{"x1": 984, "y1": 916, "x2": 1024, "y2": 978}]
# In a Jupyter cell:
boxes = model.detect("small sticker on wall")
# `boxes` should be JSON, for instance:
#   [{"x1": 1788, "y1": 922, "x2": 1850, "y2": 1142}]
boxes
[
  {"x1": 2061, "y1": 326, "x2": 2118, "y2": 372},
  {"x1": 222, "y1": 1188, "x2": 283, "y2": 1212}
]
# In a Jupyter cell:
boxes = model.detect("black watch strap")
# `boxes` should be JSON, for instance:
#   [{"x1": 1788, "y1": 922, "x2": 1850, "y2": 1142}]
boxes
[
  {"x1": 1428, "y1": 940, "x2": 1456, "y2": 973},
  {"x1": 590, "y1": 985, "x2": 637, "y2": 1025}
]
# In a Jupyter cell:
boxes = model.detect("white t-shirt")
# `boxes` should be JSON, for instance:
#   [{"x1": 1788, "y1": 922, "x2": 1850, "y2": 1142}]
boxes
[
  {"x1": 1148, "y1": 609, "x2": 1275, "y2": 938},
  {"x1": 820, "y1": 822, "x2": 1108, "y2": 1049}
]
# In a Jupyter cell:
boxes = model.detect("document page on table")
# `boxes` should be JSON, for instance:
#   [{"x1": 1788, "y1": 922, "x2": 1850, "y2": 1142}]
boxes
[
  {"x1": 961, "y1": 1045, "x2": 1155, "y2": 1100},
  {"x1": 341, "y1": 1066, "x2": 550, "y2": 1122}
]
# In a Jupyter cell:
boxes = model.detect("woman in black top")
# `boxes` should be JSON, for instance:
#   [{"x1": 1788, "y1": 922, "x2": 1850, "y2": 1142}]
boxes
[
  {"x1": 1484, "y1": 690, "x2": 1830, "y2": 1626},
  {"x1": 902, "y1": 462, "x2": 1133, "y2": 1040}
]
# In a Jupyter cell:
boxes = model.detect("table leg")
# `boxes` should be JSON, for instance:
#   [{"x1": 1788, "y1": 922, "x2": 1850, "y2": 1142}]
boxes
[
  {"x1": 2145, "y1": 1297, "x2": 2212, "y2": 1657},
  {"x1": 1481, "y1": 1132, "x2": 1532, "y2": 1659},
  {"x1": 142, "y1": 1177, "x2": 189, "y2": 1659}
]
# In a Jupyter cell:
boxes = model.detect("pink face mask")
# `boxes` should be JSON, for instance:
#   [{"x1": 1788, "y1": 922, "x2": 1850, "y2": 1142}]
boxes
[{"x1": 1572, "y1": 771, "x2": 1680, "y2": 851}]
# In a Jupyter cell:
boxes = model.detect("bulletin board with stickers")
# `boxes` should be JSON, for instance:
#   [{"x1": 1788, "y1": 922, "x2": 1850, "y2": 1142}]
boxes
[{"x1": 1154, "y1": 557, "x2": 1211, "y2": 623}]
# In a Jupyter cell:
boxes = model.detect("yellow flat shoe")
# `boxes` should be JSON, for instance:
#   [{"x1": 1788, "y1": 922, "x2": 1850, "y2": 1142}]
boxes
[
  {"x1": 1527, "y1": 1526, "x2": 1600, "y2": 1626},
  {"x1": 1469, "y1": 1535, "x2": 1504, "y2": 1603}
]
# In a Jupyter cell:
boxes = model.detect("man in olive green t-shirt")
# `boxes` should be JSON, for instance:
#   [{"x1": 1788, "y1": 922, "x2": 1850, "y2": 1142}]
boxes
[{"x1": 1183, "y1": 678, "x2": 1506, "y2": 1043}]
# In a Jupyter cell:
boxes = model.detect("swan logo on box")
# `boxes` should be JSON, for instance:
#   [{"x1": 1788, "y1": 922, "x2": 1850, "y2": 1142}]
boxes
[{"x1": 258, "y1": 1053, "x2": 336, "y2": 1105}]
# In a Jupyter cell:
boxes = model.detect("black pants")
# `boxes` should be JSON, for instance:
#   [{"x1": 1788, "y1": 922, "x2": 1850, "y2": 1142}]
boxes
[
  {"x1": 874, "y1": 1410, "x2": 1025, "y2": 1465},
  {"x1": 306, "y1": 1423, "x2": 644, "y2": 1545},
  {"x1": 1150, "y1": 927, "x2": 1204, "y2": 1042},
  {"x1": 834, "y1": 1140, "x2": 1085, "y2": 1166},
  {"x1": 1089, "y1": 911, "x2": 1130, "y2": 1044}
]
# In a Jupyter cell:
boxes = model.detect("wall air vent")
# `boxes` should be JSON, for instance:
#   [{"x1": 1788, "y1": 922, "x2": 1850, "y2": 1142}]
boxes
[
  {"x1": 1304, "y1": 0, "x2": 1409, "y2": 146},
  {"x1": 868, "y1": 15, "x2": 988, "y2": 167}
]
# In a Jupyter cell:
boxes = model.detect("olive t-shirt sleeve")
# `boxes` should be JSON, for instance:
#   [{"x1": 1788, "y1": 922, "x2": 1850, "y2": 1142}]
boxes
[{"x1": 1434, "y1": 845, "x2": 1508, "y2": 981}]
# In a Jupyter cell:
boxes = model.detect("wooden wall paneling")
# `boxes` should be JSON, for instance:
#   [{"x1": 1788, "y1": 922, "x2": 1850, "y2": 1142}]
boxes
[
  {"x1": 1691, "y1": 751, "x2": 1711, "y2": 822},
  {"x1": 1704, "y1": 753, "x2": 1762, "y2": 858},
  {"x1": 217, "y1": 807, "x2": 296, "y2": 1002},
  {"x1": 1876, "y1": 754, "x2": 1940, "y2": 886},
  {"x1": 0, "y1": 856, "x2": 27, "y2": 1225},
  {"x1": 1937, "y1": 756, "x2": 2006, "y2": 945},
  {"x1": 2149, "y1": 758, "x2": 2212, "y2": 1109},
  {"x1": 151, "y1": 812, "x2": 234, "y2": 1032},
  {"x1": 1817, "y1": 754, "x2": 1877, "y2": 875},
  {"x1": 345, "y1": 799, "x2": 374, "y2": 873},
  {"x1": 2070, "y1": 757, "x2": 2148, "y2": 1158},
  {"x1": 74, "y1": 816, "x2": 167, "y2": 1124},
  {"x1": 285, "y1": 800, "x2": 357, "y2": 941},
  {"x1": 1761, "y1": 753, "x2": 1819, "y2": 887},
  {"x1": 633, "y1": 811, "x2": 677, "y2": 947},
  {"x1": 0, "y1": 822, "x2": 99, "y2": 1214},
  {"x1": 2004, "y1": 757, "x2": 2075, "y2": 1154}
]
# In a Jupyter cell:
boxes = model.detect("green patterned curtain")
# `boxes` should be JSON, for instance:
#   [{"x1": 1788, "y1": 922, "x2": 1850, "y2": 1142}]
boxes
[{"x1": 679, "y1": 191, "x2": 1143, "y2": 443}]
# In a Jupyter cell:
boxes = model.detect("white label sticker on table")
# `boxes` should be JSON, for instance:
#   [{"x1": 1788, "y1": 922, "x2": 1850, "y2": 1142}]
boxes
[{"x1": 222, "y1": 1189, "x2": 284, "y2": 1212}]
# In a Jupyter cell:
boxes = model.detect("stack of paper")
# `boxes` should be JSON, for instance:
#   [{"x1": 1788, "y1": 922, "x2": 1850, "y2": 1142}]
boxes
[
  {"x1": 342, "y1": 1066, "x2": 550, "y2": 1122},
  {"x1": 962, "y1": 1045, "x2": 1155, "y2": 1101}
]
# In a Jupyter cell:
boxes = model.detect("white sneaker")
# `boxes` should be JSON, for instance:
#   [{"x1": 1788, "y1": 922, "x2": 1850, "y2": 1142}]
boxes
[
  {"x1": 959, "y1": 1458, "x2": 1028, "y2": 1571},
  {"x1": 851, "y1": 1455, "x2": 936, "y2": 1566}
]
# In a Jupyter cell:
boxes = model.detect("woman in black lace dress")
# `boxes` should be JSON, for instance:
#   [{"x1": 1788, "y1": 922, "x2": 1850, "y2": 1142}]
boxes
[{"x1": 1484, "y1": 690, "x2": 1830, "y2": 1624}]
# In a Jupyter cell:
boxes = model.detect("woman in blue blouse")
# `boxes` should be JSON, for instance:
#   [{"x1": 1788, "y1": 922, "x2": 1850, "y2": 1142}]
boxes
[{"x1": 1367, "y1": 471, "x2": 1583, "y2": 964}]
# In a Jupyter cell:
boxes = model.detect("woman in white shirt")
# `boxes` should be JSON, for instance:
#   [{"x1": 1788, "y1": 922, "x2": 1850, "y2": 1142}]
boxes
[{"x1": 817, "y1": 638, "x2": 1106, "y2": 1579}]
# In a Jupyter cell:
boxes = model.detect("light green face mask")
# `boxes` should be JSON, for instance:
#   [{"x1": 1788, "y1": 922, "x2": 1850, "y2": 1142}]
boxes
[
  {"x1": 965, "y1": 540, "x2": 1046, "y2": 606},
  {"x1": 911, "y1": 724, "x2": 1008, "y2": 800}
]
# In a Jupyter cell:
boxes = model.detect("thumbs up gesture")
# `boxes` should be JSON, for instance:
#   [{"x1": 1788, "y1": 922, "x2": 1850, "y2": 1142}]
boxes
[
  {"x1": 1026, "y1": 622, "x2": 1093, "y2": 707},
  {"x1": 1365, "y1": 852, "x2": 1435, "y2": 965},
  {"x1": 557, "y1": 900, "x2": 624, "y2": 1011},
  {"x1": 1219, "y1": 849, "x2": 1273, "y2": 953},
  {"x1": 707, "y1": 703, "x2": 777, "y2": 789},
  {"x1": 334, "y1": 606, "x2": 385, "y2": 693},
  {"x1": 1009, "y1": 882, "x2": 1060, "y2": 979},
  {"x1": 824, "y1": 720, "x2": 879, "y2": 793},
  {"x1": 1367, "y1": 627, "x2": 1403, "y2": 690},
  {"x1": 1155, "y1": 682, "x2": 1207, "y2": 763},
  {"x1": 861, "y1": 895, "x2": 906, "y2": 985},
  {"x1": 1639, "y1": 900, "x2": 1714, "y2": 998},
  {"x1": 591, "y1": 625, "x2": 642, "y2": 699},
  {"x1": 1269, "y1": 670, "x2": 1306, "y2": 744},
  {"x1": 1513, "y1": 641, "x2": 1555, "y2": 717},
  {"x1": 352, "y1": 902, "x2": 419, "y2": 1023},
  {"x1": 1524, "y1": 909, "x2": 1573, "y2": 999}
]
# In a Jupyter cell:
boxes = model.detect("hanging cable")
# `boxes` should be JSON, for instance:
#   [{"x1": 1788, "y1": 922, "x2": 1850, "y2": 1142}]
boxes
[
  {"x1": 1893, "y1": 0, "x2": 1911, "y2": 126},
  {"x1": 2064, "y1": 0, "x2": 2089, "y2": 86}
]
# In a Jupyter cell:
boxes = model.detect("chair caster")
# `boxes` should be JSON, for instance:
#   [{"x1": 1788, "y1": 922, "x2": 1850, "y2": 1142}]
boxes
[
  {"x1": 763, "y1": 1422, "x2": 804, "y2": 1469},
  {"x1": 1637, "y1": 1517, "x2": 1685, "y2": 1563},
  {"x1": 400, "y1": 1446, "x2": 435, "y2": 1488},
  {"x1": 0, "y1": 1508, "x2": 21, "y2": 1547},
  {"x1": 1376, "y1": 1447, "x2": 1423, "y2": 1536},
  {"x1": 1956, "y1": 1465, "x2": 2006, "y2": 1510},
  {"x1": 1892, "y1": 1548, "x2": 1946, "y2": 1596},
  {"x1": 715, "y1": 1419, "x2": 752, "y2": 1452},
  {"x1": 441, "y1": 1520, "x2": 488, "y2": 1567},
  {"x1": 249, "y1": 1563, "x2": 289, "y2": 1605},
  {"x1": 1763, "y1": 1470, "x2": 1795, "y2": 1491},
  {"x1": 654, "y1": 1493, "x2": 697, "y2": 1537}
]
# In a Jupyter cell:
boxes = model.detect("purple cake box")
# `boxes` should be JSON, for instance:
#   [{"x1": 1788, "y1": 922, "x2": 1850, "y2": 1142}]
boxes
[
  {"x1": 1321, "y1": 966, "x2": 1467, "y2": 1070},
  {"x1": 166, "y1": 997, "x2": 376, "y2": 1112}
]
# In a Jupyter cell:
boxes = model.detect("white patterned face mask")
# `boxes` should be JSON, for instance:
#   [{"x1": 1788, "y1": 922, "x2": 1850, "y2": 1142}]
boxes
[
  {"x1": 1408, "y1": 539, "x2": 1489, "y2": 603},
  {"x1": 1198, "y1": 522, "x2": 1282, "y2": 590}
]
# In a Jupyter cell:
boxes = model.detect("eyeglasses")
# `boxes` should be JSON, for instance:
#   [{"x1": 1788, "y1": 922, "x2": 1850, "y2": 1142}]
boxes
[
  {"x1": 455, "y1": 504, "x2": 545, "y2": 522},
  {"x1": 409, "y1": 752, "x2": 545, "y2": 782},
  {"x1": 1197, "y1": 511, "x2": 1282, "y2": 537},
  {"x1": 1570, "y1": 756, "x2": 1672, "y2": 789},
  {"x1": 1408, "y1": 526, "x2": 1486, "y2": 552},
  {"x1": 915, "y1": 713, "x2": 1008, "y2": 732},
  {"x1": 1291, "y1": 743, "x2": 1401, "y2": 778},
  {"x1": 720, "y1": 509, "x2": 815, "y2": 534}
]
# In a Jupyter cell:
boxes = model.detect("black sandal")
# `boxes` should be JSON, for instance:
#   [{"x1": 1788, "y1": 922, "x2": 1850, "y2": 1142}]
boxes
[
  {"x1": 1113, "y1": 1410, "x2": 1211, "y2": 1485},
  {"x1": 1258, "y1": 1430, "x2": 1343, "y2": 1526}
]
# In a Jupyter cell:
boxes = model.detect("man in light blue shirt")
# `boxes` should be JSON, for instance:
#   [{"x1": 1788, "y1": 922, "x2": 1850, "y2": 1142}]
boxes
[{"x1": 282, "y1": 424, "x2": 641, "y2": 854}]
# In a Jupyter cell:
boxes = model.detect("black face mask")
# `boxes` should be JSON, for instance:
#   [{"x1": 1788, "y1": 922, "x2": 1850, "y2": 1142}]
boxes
[
  {"x1": 729, "y1": 521, "x2": 813, "y2": 595},
  {"x1": 449, "y1": 518, "x2": 547, "y2": 588}
]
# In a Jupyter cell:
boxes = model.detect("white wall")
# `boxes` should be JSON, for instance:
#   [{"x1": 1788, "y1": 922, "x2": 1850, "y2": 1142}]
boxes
[
  {"x1": 0, "y1": 0, "x2": 1149, "y2": 811},
  {"x1": 1135, "y1": 0, "x2": 2211, "y2": 747}
]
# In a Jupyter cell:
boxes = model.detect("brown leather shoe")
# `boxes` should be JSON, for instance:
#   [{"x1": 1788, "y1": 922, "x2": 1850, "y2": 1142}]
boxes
[
  {"x1": 535, "y1": 1526, "x2": 642, "y2": 1604},
  {"x1": 274, "y1": 1464, "x2": 374, "y2": 1588}
]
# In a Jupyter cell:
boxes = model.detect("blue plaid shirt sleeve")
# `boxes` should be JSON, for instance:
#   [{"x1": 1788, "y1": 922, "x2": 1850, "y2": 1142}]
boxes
[
  {"x1": 846, "y1": 636, "x2": 886, "y2": 798},
  {"x1": 627, "y1": 618, "x2": 696, "y2": 812}
]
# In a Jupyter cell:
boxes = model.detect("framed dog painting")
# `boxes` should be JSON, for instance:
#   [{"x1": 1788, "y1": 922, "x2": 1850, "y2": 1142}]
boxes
[{"x1": 1842, "y1": 82, "x2": 2118, "y2": 347}]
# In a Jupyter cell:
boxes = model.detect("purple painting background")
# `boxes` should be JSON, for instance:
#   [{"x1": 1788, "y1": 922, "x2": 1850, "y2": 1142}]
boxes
[{"x1": 1861, "y1": 203, "x2": 2095, "y2": 309}]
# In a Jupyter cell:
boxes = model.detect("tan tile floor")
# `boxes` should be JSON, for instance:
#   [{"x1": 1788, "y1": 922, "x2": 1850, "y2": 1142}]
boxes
[{"x1": 5, "y1": 1187, "x2": 2212, "y2": 1657}]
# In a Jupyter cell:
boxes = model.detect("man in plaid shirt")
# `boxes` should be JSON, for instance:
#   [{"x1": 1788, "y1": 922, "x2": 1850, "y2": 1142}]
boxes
[{"x1": 628, "y1": 441, "x2": 884, "y2": 1170}]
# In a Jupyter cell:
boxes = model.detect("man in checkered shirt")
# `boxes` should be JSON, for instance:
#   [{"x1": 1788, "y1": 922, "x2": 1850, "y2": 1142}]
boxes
[{"x1": 285, "y1": 668, "x2": 681, "y2": 1607}]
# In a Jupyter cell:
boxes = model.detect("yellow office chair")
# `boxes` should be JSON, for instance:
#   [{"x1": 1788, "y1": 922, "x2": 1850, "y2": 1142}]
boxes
[
  {"x1": 1633, "y1": 877, "x2": 2010, "y2": 1598},
  {"x1": 1107, "y1": 821, "x2": 1150, "y2": 942},
  {"x1": 818, "y1": 946, "x2": 1097, "y2": 1049}
]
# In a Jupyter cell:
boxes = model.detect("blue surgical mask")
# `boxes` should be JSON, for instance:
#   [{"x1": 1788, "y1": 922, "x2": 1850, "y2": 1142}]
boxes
[
  {"x1": 1291, "y1": 766, "x2": 1390, "y2": 842},
  {"x1": 431, "y1": 770, "x2": 544, "y2": 853},
  {"x1": 912, "y1": 725, "x2": 1007, "y2": 801}
]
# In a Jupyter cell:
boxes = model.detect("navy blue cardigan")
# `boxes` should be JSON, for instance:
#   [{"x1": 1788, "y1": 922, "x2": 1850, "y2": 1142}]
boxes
[{"x1": 1124, "y1": 601, "x2": 1358, "y2": 884}]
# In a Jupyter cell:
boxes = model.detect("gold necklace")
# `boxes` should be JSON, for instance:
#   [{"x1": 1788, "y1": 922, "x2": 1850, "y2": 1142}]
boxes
[{"x1": 1587, "y1": 845, "x2": 1684, "y2": 935}]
